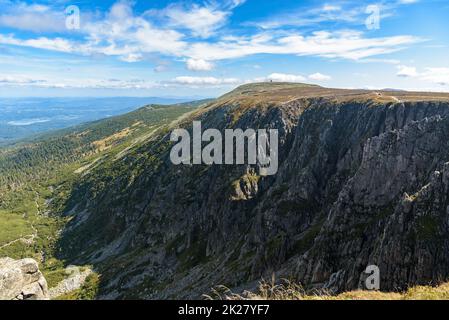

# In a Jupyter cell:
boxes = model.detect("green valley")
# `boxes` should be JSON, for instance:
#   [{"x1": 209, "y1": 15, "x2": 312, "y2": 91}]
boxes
[{"x1": 0, "y1": 100, "x2": 207, "y2": 299}]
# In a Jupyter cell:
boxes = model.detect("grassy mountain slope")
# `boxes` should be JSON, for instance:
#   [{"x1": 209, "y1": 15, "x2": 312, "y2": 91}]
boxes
[
  {"x1": 0, "y1": 100, "x2": 207, "y2": 291},
  {"x1": 3, "y1": 83, "x2": 449, "y2": 300},
  {"x1": 49, "y1": 83, "x2": 449, "y2": 299}
]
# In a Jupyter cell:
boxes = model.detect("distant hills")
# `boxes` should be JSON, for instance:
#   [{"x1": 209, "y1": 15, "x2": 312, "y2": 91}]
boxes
[{"x1": 0, "y1": 97, "x2": 201, "y2": 146}]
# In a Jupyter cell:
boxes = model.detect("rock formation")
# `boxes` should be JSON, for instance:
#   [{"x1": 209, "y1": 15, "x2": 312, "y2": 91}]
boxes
[
  {"x1": 55, "y1": 84, "x2": 449, "y2": 298},
  {"x1": 0, "y1": 257, "x2": 48, "y2": 300},
  {"x1": 48, "y1": 266, "x2": 93, "y2": 299}
]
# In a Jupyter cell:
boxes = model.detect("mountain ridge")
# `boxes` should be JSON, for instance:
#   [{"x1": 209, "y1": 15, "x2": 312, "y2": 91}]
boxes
[
  {"x1": 2, "y1": 83, "x2": 449, "y2": 299},
  {"x1": 51, "y1": 83, "x2": 449, "y2": 298}
]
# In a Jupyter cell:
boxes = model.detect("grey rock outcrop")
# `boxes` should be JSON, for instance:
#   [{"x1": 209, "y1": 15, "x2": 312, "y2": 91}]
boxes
[
  {"x1": 0, "y1": 257, "x2": 48, "y2": 300},
  {"x1": 48, "y1": 266, "x2": 92, "y2": 299},
  {"x1": 57, "y1": 85, "x2": 449, "y2": 298}
]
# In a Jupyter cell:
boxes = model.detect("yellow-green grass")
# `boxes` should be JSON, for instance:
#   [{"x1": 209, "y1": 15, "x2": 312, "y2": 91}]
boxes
[
  {"x1": 209, "y1": 279, "x2": 449, "y2": 301},
  {"x1": 0, "y1": 211, "x2": 34, "y2": 245}
]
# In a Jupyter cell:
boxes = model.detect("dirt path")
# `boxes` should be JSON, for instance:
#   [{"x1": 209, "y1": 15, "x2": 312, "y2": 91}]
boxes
[
  {"x1": 0, "y1": 190, "x2": 41, "y2": 250},
  {"x1": 0, "y1": 230, "x2": 36, "y2": 249}
]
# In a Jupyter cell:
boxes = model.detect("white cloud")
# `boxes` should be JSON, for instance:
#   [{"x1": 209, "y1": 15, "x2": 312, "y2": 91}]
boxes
[
  {"x1": 160, "y1": 4, "x2": 228, "y2": 38},
  {"x1": 0, "y1": 1, "x2": 422, "y2": 65},
  {"x1": 259, "y1": 73, "x2": 306, "y2": 83},
  {"x1": 170, "y1": 72, "x2": 320, "y2": 87},
  {"x1": 396, "y1": 65, "x2": 418, "y2": 77},
  {"x1": 154, "y1": 65, "x2": 167, "y2": 73},
  {"x1": 0, "y1": 34, "x2": 76, "y2": 53},
  {"x1": 308, "y1": 73, "x2": 331, "y2": 81},
  {"x1": 420, "y1": 68, "x2": 449, "y2": 86},
  {"x1": 254, "y1": 72, "x2": 331, "y2": 83},
  {"x1": 108, "y1": 0, "x2": 133, "y2": 20},
  {"x1": 8, "y1": 71, "x2": 332, "y2": 90},
  {"x1": 2, "y1": 24, "x2": 418, "y2": 64},
  {"x1": 396, "y1": 65, "x2": 449, "y2": 86},
  {"x1": 0, "y1": 75, "x2": 47, "y2": 85},
  {"x1": 398, "y1": 0, "x2": 419, "y2": 4},
  {"x1": 0, "y1": 73, "x2": 158, "y2": 90},
  {"x1": 154, "y1": 61, "x2": 170, "y2": 73},
  {"x1": 0, "y1": 2, "x2": 65, "y2": 32},
  {"x1": 357, "y1": 58, "x2": 401, "y2": 64},
  {"x1": 187, "y1": 31, "x2": 421, "y2": 61},
  {"x1": 249, "y1": 4, "x2": 364, "y2": 29},
  {"x1": 64, "y1": 78, "x2": 157, "y2": 90},
  {"x1": 186, "y1": 58, "x2": 214, "y2": 71},
  {"x1": 322, "y1": 5, "x2": 341, "y2": 12},
  {"x1": 170, "y1": 76, "x2": 241, "y2": 86},
  {"x1": 229, "y1": 0, "x2": 247, "y2": 9},
  {"x1": 120, "y1": 53, "x2": 144, "y2": 63},
  {"x1": 249, "y1": 1, "x2": 415, "y2": 30}
]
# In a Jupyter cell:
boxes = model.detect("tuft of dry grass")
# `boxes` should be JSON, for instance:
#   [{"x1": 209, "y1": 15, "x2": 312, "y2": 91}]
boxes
[
  {"x1": 403, "y1": 282, "x2": 449, "y2": 300},
  {"x1": 205, "y1": 278, "x2": 449, "y2": 301},
  {"x1": 92, "y1": 127, "x2": 133, "y2": 152},
  {"x1": 204, "y1": 278, "x2": 327, "y2": 301}
]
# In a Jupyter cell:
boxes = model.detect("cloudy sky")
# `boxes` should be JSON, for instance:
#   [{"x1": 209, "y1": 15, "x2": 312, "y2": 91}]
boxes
[{"x1": 0, "y1": 0, "x2": 448, "y2": 97}]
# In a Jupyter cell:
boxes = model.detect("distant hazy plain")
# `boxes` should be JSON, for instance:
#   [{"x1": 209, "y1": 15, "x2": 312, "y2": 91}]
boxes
[{"x1": 0, "y1": 97, "x2": 191, "y2": 146}]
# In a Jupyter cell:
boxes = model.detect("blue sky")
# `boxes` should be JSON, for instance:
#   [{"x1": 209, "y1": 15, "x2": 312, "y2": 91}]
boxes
[{"x1": 0, "y1": 0, "x2": 448, "y2": 97}]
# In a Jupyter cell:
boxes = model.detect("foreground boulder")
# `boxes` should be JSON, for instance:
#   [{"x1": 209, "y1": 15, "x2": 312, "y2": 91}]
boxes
[{"x1": 0, "y1": 257, "x2": 48, "y2": 300}]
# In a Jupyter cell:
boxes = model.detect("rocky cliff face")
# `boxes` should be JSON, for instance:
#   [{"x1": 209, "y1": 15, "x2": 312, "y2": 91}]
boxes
[
  {"x1": 0, "y1": 258, "x2": 48, "y2": 300},
  {"x1": 56, "y1": 84, "x2": 449, "y2": 298}
]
